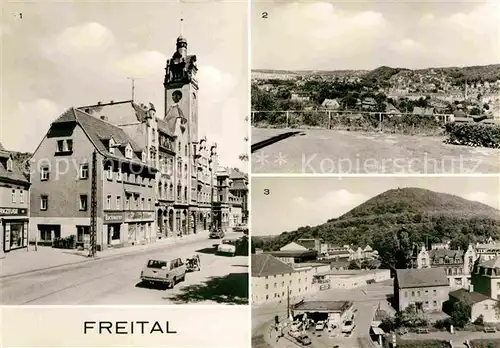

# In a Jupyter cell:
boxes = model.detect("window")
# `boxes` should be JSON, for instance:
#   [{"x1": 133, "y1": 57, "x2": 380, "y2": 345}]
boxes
[
  {"x1": 109, "y1": 139, "x2": 115, "y2": 154},
  {"x1": 40, "y1": 166, "x2": 50, "y2": 181},
  {"x1": 142, "y1": 152, "x2": 146, "y2": 162},
  {"x1": 485, "y1": 304, "x2": 489, "y2": 310},
  {"x1": 6, "y1": 158, "x2": 13, "y2": 171},
  {"x1": 116, "y1": 196, "x2": 121, "y2": 209},
  {"x1": 184, "y1": 145, "x2": 188, "y2": 156},
  {"x1": 79, "y1": 195, "x2": 88, "y2": 211},
  {"x1": 404, "y1": 291, "x2": 408, "y2": 298},
  {"x1": 117, "y1": 168, "x2": 122, "y2": 181},
  {"x1": 57, "y1": 140, "x2": 64, "y2": 152},
  {"x1": 125, "y1": 196, "x2": 130, "y2": 209},
  {"x1": 411, "y1": 291, "x2": 415, "y2": 297},
  {"x1": 433, "y1": 289, "x2": 437, "y2": 296},
  {"x1": 141, "y1": 198, "x2": 145, "y2": 209},
  {"x1": 40, "y1": 195, "x2": 48, "y2": 210},
  {"x1": 148, "y1": 199, "x2": 152, "y2": 210},
  {"x1": 67, "y1": 139, "x2": 73, "y2": 151},
  {"x1": 125, "y1": 145, "x2": 133, "y2": 159},
  {"x1": 80, "y1": 164, "x2": 89, "y2": 179},
  {"x1": 265, "y1": 284, "x2": 268, "y2": 290},
  {"x1": 19, "y1": 189, "x2": 24, "y2": 203},
  {"x1": 433, "y1": 301, "x2": 437, "y2": 307},
  {"x1": 11, "y1": 189, "x2": 16, "y2": 203},
  {"x1": 76, "y1": 226, "x2": 90, "y2": 242},
  {"x1": 106, "y1": 195, "x2": 111, "y2": 209},
  {"x1": 106, "y1": 168, "x2": 113, "y2": 180}
]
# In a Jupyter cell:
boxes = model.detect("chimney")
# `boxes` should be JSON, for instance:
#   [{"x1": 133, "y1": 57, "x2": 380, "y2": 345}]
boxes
[
  {"x1": 469, "y1": 284, "x2": 474, "y2": 293},
  {"x1": 100, "y1": 116, "x2": 107, "y2": 121}
]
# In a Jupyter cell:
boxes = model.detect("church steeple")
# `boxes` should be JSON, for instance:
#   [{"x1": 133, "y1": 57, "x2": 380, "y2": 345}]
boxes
[{"x1": 176, "y1": 18, "x2": 187, "y2": 58}]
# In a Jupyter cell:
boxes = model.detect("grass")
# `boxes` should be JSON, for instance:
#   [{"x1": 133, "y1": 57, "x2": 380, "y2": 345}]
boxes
[
  {"x1": 251, "y1": 127, "x2": 500, "y2": 174},
  {"x1": 470, "y1": 340, "x2": 500, "y2": 348}
]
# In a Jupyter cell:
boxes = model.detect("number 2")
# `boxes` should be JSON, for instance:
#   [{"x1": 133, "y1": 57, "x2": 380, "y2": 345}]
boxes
[{"x1": 262, "y1": 12, "x2": 268, "y2": 19}]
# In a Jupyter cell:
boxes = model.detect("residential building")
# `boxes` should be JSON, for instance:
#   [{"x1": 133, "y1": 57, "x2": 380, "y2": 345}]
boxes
[
  {"x1": 29, "y1": 108, "x2": 157, "y2": 250},
  {"x1": 227, "y1": 168, "x2": 248, "y2": 224},
  {"x1": 322, "y1": 99, "x2": 340, "y2": 110},
  {"x1": 471, "y1": 258, "x2": 500, "y2": 300},
  {"x1": 415, "y1": 244, "x2": 477, "y2": 289},
  {"x1": 475, "y1": 239, "x2": 500, "y2": 261},
  {"x1": 251, "y1": 253, "x2": 315, "y2": 305},
  {"x1": 394, "y1": 268, "x2": 449, "y2": 312},
  {"x1": 0, "y1": 143, "x2": 30, "y2": 257},
  {"x1": 449, "y1": 287, "x2": 500, "y2": 323},
  {"x1": 268, "y1": 250, "x2": 318, "y2": 264}
]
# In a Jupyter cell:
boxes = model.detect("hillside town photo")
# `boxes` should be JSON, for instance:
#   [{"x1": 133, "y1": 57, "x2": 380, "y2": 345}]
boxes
[
  {"x1": 251, "y1": 1, "x2": 500, "y2": 174},
  {"x1": 251, "y1": 176, "x2": 500, "y2": 348},
  {"x1": 0, "y1": 2, "x2": 249, "y2": 305}
]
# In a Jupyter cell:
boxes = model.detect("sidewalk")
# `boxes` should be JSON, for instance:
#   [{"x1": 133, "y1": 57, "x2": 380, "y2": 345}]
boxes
[{"x1": 0, "y1": 231, "x2": 208, "y2": 278}]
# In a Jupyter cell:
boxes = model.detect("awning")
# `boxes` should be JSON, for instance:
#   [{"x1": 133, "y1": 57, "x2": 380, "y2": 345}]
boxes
[{"x1": 371, "y1": 327, "x2": 385, "y2": 335}]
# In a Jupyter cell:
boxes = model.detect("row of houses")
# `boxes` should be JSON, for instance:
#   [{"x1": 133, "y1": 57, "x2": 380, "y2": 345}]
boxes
[{"x1": 0, "y1": 35, "x2": 248, "y2": 258}]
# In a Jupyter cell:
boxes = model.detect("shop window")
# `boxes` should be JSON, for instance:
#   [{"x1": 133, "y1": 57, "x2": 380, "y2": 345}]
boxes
[
  {"x1": 76, "y1": 226, "x2": 90, "y2": 242},
  {"x1": 79, "y1": 195, "x2": 88, "y2": 211},
  {"x1": 80, "y1": 164, "x2": 89, "y2": 179},
  {"x1": 40, "y1": 229, "x2": 51, "y2": 241},
  {"x1": 40, "y1": 195, "x2": 48, "y2": 210}
]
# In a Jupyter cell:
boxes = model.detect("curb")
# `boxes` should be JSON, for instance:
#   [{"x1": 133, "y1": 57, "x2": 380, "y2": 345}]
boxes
[{"x1": 0, "y1": 233, "x2": 208, "y2": 280}]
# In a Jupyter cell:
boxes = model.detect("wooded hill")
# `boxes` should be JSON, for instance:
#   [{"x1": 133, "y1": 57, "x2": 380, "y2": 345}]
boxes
[{"x1": 252, "y1": 188, "x2": 500, "y2": 267}]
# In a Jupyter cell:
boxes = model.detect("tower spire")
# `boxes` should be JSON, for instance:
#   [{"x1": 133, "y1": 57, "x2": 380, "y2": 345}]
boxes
[{"x1": 180, "y1": 17, "x2": 184, "y2": 36}]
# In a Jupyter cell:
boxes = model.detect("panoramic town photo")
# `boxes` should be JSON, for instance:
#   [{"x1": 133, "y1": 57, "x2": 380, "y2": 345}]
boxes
[
  {"x1": 0, "y1": 1, "x2": 249, "y2": 305},
  {"x1": 251, "y1": 176, "x2": 500, "y2": 348},
  {"x1": 251, "y1": 1, "x2": 500, "y2": 174}
]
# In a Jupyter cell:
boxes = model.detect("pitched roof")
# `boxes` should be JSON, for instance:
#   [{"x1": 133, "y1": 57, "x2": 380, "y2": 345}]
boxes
[
  {"x1": 429, "y1": 249, "x2": 464, "y2": 260},
  {"x1": 52, "y1": 108, "x2": 156, "y2": 170},
  {"x1": 268, "y1": 250, "x2": 318, "y2": 258},
  {"x1": 449, "y1": 289, "x2": 493, "y2": 305},
  {"x1": 251, "y1": 253, "x2": 294, "y2": 277},
  {"x1": 0, "y1": 145, "x2": 30, "y2": 185},
  {"x1": 480, "y1": 258, "x2": 500, "y2": 269},
  {"x1": 396, "y1": 268, "x2": 449, "y2": 289}
]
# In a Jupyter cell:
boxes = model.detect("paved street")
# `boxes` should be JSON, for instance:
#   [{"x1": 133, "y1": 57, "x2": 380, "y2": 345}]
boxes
[
  {"x1": 252, "y1": 280, "x2": 394, "y2": 348},
  {"x1": 251, "y1": 127, "x2": 500, "y2": 174},
  {"x1": 0, "y1": 231, "x2": 248, "y2": 305}
]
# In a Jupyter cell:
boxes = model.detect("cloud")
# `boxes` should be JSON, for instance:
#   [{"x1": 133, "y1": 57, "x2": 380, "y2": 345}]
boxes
[
  {"x1": 113, "y1": 51, "x2": 166, "y2": 78},
  {"x1": 289, "y1": 189, "x2": 369, "y2": 228},
  {"x1": 0, "y1": 99, "x2": 64, "y2": 152},
  {"x1": 464, "y1": 192, "x2": 500, "y2": 209},
  {"x1": 254, "y1": 2, "x2": 499, "y2": 70}
]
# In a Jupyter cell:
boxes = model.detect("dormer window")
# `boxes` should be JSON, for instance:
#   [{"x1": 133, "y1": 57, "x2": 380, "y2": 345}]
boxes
[
  {"x1": 56, "y1": 139, "x2": 73, "y2": 154},
  {"x1": 6, "y1": 158, "x2": 13, "y2": 171},
  {"x1": 109, "y1": 138, "x2": 116, "y2": 155},
  {"x1": 125, "y1": 144, "x2": 133, "y2": 159}
]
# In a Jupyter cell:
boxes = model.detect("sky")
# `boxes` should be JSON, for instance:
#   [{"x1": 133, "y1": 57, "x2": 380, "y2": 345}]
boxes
[
  {"x1": 0, "y1": 1, "x2": 248, "y2": 170},
  {"x1": 252, "y1": 0, "x2": 500, "y2": 70},
  {"x1": 251, "y1": 176, "x2": 500, "y2": 236}
]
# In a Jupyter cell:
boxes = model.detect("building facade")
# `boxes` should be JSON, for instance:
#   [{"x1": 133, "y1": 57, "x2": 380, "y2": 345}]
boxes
[
  {"x1": 0, "y1": 144, "x2": 30, "y2": 257},
  {"x1": 471, "y1": 258, "x2": 500, "y2": 300},
  {"x1": 29, "y1": 108, "x2": 157, "y2": 250},
  {"x1": 415, "y1": 244, "x2": 477, "y2": 289},
  {"x1": 395, "y1": 268, "x2": 450, "y2": 312},
  {"x1": 251, "y1": 253, "x2": 316, "y2": 305}
]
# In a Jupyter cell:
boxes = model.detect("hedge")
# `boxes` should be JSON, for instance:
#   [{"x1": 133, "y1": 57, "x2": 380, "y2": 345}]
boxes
[
  {"x1": 395, "y1": 340, "x2": 449, "y2": 348},
  {"x1": 52, "y1": 235, "x2": 76, "y2": 249},
  {"x1": 470, "y1": 340, "x2": 500, "y2": 348},
  {"x1": 444, "y1": 122, "x2": 500, "y2": 148}
]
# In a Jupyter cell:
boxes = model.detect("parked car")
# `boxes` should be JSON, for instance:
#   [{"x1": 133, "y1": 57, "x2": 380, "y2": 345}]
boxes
[
  {"x1": 233, "y1": 224, "x2": 248, "y2": 232},
  {"x1": 341, "y1": 320, "x2": 355, "y2": 334},
  {"x1": 209, "y1": 229, "x2": 225, "y2": 239},
  {"x1": 315, "y1": 321, "x2": 326, "y2": 331},
  {"x1": 140, "y1": 257, "x2": 186, "y2": 288},
  {"x1": 217, "y1": 239, "x2": 237, "y2": 256},
  {"x1": 296, "y1": 334, "x2": 311, "y2": 346}
]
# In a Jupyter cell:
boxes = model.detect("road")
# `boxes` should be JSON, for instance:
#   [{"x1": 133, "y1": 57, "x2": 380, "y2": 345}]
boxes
[
  {"x1": 0, "y1": 232, "x2": 248, "y2": 305},
  {"x1": 252, "y1": 281, "x2": 394, "y2": 348},
  {"x1": 251, "y1": 127, "x2": 500, "y2": 174}
]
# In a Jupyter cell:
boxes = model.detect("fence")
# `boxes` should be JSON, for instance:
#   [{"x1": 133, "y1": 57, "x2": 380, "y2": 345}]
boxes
[{"x1": 251, "y1": 110, "x2": 455, "y2": 135}]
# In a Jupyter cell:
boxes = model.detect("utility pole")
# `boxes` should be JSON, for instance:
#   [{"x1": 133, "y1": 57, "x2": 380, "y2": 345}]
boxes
[
  {"x1": 127, "y1": 77, "x2": 141, "y2": 101},
  {"x1": 89, "y1": 150, "x2": 97, "y2": 257}
]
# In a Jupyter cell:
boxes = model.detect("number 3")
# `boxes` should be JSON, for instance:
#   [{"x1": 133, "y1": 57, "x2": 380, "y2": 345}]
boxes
[
  {"x1": 264, "y1": 189, "x2": 270, "y2": 195},
  {"x1": 262, "y1": 12, "x2": 268, "y2": 19}
]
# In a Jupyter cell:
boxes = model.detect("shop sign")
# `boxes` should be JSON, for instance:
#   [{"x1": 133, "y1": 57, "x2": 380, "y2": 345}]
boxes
[
  {"x1": 125, "y1": 211, "x2": 155, "y2": 222},
  {"x1": 0, "y1": 207, "x2": 28, "y2": 216},
  {"x1": 103, "y1": 212, "x2": 123, "y2": 222}
]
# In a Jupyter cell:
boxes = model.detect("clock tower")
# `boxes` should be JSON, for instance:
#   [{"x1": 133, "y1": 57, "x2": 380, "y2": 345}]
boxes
[{"x1": 164, "y1": 35, "x2": 199, "y2": 143}]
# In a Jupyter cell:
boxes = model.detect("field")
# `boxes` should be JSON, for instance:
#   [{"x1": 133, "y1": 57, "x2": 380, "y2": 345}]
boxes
[{"x1": 251, "y1": 127, "x2": 500, "y2": 174}]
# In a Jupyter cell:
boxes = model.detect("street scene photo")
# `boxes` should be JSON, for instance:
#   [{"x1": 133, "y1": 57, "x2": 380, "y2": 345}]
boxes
[
  {"x1": 0, "y1": 1, "x2": 249, "y2": 305},
  {"x1": 251, "y1": 176, "x2": 500, "y2": 348},
  {"x1": 251, "y1": 1, "x2": 500, "y2": 174}
]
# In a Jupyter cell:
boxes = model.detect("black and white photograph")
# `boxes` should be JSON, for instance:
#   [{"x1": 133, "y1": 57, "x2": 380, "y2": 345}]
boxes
[
  {"x1": 0, "y1": 1, "x2": 249, "y2": 305},
  {"x1": 251, "y1": 176, "x2": 500, "y2": 348},
  {"x1": 251, "y1": 1, "x2": 500, "y2": 174}
]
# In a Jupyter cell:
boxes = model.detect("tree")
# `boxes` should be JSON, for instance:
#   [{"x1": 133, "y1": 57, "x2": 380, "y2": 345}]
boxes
[
  {"x1": 348, "y1": 260, "x2": 361, "y2": 269},
  {"x1": 449, "y1": 300, "x2": 471, "y2": 328}
]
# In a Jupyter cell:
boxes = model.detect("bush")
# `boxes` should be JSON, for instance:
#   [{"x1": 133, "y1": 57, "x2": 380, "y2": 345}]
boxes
[
  {"x1": 444, "y1": 122, "x2": 500, "y2": 148},
  {"x1": 470, "y1": 340, "x2": 500, "y2": 348},
  {"x1": 52, "y1": 235, "x2": 76, "y2": 249},
  {"x1": 474, "y1": 315, "x2": 485, "y2": 326}
]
